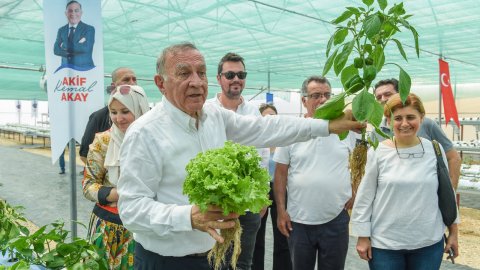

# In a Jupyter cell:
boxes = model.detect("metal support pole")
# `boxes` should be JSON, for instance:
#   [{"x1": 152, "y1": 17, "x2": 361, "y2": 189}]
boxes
[
  {"x1": 69, "y1": 138, "x2": 77, "y2": 239},
  {"x1": 438, "y1": 57, "x2": 442, "y2": 126}
]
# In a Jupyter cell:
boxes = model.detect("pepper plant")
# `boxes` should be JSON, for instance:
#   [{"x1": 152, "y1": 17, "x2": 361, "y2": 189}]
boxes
[
  {"x1": 0, "y1": 200, "x2": 107, "y2": 270},
  {"x1": 315, "y1": 0, "x2": 419, "y2": 191},
  {"x1": 316, "y1": 0, "x2": 419, "y2": 139}
]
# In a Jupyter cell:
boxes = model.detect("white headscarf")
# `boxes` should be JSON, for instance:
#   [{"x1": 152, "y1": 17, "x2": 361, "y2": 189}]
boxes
[{"x1": 104, "y1": 85, "x2": 150, "y2": 185}]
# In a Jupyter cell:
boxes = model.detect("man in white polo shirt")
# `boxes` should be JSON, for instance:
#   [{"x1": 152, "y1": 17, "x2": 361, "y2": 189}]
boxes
[{"x1": 274, "y1": 76, "x2": 355, "y2": 270}]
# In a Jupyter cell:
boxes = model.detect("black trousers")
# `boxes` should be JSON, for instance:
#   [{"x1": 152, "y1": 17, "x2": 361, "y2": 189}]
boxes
[
  {"x1": 135, "y1": 242, "x2": 212, "y2": 270},
  {"x1": 252, "y1": 182, "x2": 292, "y2": 270}
]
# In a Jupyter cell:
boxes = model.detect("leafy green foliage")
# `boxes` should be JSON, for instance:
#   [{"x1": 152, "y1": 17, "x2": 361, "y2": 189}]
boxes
[
  {"x1": 317, "y1": 0, "x2": 419, "y2": 145},
  {"x1": 352, "y1": 90, "x2": 375, "y2": 121},
  {"x1": 0, "y1": 200, "x2": 107, "y2": 270},
  {"x1": 183, "y1": 141, "x2": 271, "y2": 216},
  {"x1": 314, "y1": 93, "x2": 346, "y2": 120}
]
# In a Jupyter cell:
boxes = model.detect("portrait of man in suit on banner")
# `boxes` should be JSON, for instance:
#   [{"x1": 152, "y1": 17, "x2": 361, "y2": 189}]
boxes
[{"x1": 53, "y1": 0, "x2": 95, "y2": 72}]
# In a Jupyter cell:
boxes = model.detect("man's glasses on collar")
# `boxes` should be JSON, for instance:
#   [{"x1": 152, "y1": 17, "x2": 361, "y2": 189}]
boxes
[
  {"x1": 394, "y1": 136, "x2": 425, "y2": 159},
  {"x1": 305, "y1": 92, "x2": 332, "y2": 100},
  {"x1": 111, "y1": 85, "x2": 144, "y2": 96},
  {"x1": 220, "y1": 71, "x2": 247, "y2": 80}
]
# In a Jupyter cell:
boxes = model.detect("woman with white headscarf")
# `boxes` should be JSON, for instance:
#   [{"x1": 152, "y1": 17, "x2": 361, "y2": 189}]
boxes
[{"x1": 82, "y1": 85, "x2": 150, "y2": 270}]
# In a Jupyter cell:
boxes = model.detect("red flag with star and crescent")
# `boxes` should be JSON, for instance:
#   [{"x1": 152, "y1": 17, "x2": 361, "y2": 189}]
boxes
[{"x1": 439, "y1": 59, "x2": 460, "y2": 127}]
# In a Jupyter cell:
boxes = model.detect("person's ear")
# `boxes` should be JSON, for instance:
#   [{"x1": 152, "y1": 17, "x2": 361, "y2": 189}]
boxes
[
  {"x1": 301, "y1": 96, "x2": 307, "y2": 107},
  {"x1": 154, "y1": 74, "x2": 166, "y2": 95}
]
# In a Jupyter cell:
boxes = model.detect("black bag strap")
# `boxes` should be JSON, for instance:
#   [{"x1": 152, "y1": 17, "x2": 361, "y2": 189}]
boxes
[{"x1": 432, "y1": 140, "x2": 446, "y2": 169}]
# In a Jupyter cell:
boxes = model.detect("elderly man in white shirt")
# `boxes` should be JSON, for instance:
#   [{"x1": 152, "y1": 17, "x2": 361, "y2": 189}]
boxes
[{"x1": 117, "y1": 42, "x2": 364, "y2": 270}]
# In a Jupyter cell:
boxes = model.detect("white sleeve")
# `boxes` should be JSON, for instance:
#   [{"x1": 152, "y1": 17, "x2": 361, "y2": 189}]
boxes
[
  {"x1": 351, "y1": 147, "x2": 379, "y2": 237},
  {"x1": 273, "y1": 146, "x2": 291, "y2": 165},
  {"x1": 258, "y1": 148, "x2": 270, "y2": 169},
  {"x1": 117, "y1": 129, "x2": 193, "y2": 237},
  {"x1": 221, "y1": 109, "x2": 329, "y2": 148}
]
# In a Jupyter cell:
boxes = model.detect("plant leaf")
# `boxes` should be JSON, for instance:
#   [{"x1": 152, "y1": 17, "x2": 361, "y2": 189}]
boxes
[
  {"x1": 338, "y1": 131, "x2": 349, "y2": 140},
  {"x1": 410, "y1": 26, "x2": 420, "y2": 57},
  {"x1": 362, "y1": 0, "x2": 374, "y2": 6},
  {"x1": 372, "y1": 45, "x2": 385, "y2": 73},
  {"x1": 369, "y1": 100, "x2": 384, "y2": 127},
  {"x1": 352, "y1": 90, "x2": 376, "y2": 121},
  {"x1": 322, "y1": 48, "x2": 339, "y2": 76},
  {"x1": 334, "y1": 28, "x2": 349, "y2": 45},
  {"x1": 334, "y1": 41, "x2": 354, "y2": 76},
  {"x1": 346, "y1": 7, "x2": 360, "y2": 16},
  {"x1": 373, "y1": 124, "x2": 390, "y2": 140},
  {"x1": 363, "y1": 14, "x2": 382, "y2": 39},
  {"x1": 326, "y1": 34, "x2": 335, "y2": 57},
  {"x1": 331, "y1": 10, "x2": 353, "y2": 24},
  {"x1": 377, "y1": 0, "x2": 387, "y2": 10},
  {"x1": 392, "y1": 38, "x2": 407, "y2": 61},
  {"x1": 340, "y1": 64, "x2": 359, "y2": 87},
  {"x1": 314, "y1": 93, "x2": 346, "y2": 120},
  {"x1": 398, "y1": 67, "x2": 411, "y2": 103}
]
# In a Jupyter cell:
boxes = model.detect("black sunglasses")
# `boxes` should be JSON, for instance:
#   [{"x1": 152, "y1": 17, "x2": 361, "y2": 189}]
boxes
[{"x1": 220, "y1": 71, "x2": 247, "y2": 80}]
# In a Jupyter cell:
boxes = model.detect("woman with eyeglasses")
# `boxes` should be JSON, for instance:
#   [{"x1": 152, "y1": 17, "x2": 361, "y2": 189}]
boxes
[
  {"x1": 351, "y1": 93, "x2": 459, "y2": 270},
  {"x1": 82, "y1": 85, "x2": 150, "y2": 269}
]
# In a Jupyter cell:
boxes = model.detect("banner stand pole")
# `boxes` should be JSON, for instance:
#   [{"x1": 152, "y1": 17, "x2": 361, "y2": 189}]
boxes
[
  {"x1": 438, "y1": 56, "x2": 442, "y2": 126},
  {"x1": 69, "y1": 138, "x2": 77, "y2": 239}
]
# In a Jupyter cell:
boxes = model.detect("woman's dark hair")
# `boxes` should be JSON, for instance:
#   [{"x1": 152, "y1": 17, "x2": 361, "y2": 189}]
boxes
[{"x1": 259, "y1": 103, "x2": 277, "y2": 114}]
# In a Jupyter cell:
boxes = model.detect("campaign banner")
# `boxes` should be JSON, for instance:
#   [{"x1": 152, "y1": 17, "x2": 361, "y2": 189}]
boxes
[
  {"x1": 439, "y1": 59, "x2": 460, "y2": 128},
  {"x1": 43, "y1": 0, "x2": 104, "y2": 163}
]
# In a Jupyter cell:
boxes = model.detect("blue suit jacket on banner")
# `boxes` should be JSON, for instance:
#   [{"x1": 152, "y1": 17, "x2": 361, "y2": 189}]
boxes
[{"x1": 53, "y1": 21, "x2": 95, "y2": 70}]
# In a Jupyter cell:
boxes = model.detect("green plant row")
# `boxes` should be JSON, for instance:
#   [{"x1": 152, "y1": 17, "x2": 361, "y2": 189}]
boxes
[{"x1": 0, "y1": 200, "x2": 107, "y2": 270}]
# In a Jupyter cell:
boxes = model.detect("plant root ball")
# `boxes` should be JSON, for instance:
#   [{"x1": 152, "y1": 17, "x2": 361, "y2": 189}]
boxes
[
  {"x1": 208, "y1": 219, "x2": 242, "y2": 270},
  {"x1": 350, "y1": 141, "x2": 368, "y2": 193}
]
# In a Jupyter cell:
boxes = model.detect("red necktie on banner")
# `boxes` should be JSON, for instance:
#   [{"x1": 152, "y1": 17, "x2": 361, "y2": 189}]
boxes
[{"x1": 438, "y1": 59, "x2": 460, "y2": 127}]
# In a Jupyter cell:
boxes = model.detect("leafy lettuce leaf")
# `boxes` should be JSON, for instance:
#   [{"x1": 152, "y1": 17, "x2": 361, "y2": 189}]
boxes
[{"x1": 183, "y1": 141, "x2": 271, "y2": 215}]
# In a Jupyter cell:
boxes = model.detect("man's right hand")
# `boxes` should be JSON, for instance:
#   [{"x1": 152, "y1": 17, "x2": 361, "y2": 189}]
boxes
[
  {"x1": 191, "y1": 205, "x2": 239, "y2": 243},
  {"x1": 277, "y1": 209, "x2": 292, "y2": 237},
  {"x1": 329, "y1": 110, "x2": 365, "y2": 134}
]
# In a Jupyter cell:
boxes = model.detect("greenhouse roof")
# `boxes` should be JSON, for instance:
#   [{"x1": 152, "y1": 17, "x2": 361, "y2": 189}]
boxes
[{"x1": 1, "y1": 0, "x2": 479, "y2": 102}]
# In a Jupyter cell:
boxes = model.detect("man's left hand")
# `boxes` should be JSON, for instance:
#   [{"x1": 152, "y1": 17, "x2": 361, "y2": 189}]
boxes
[{"x1": 191, "y1": 205, "x2": 239, "y2": 243}]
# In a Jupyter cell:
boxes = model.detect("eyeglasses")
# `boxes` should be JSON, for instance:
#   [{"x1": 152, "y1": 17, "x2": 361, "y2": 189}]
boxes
[
  {"x1": 220, "y1": 71, "x2": 247, "y2": 80},
  {"x1": 305, "y1": 92, "x2": 332, "y2": 100},
  {"x1": 394, "y1": 136, "x2": 425, "y2": 159},
  {"x1": 111, "y1": 85, "x2": 144, "y2": 96}
]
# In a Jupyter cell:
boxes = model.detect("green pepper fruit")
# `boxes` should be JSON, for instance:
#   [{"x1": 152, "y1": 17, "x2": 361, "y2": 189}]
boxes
[
  {"x1": 365, "y1": 57, "x2": 374, "y2": 65},
  {"x1": 364, "y1": 44, "x2": 372, "y2": 53},
  {"x1": 353, "y1": 57, "x2": 363, "y2": 68},
  {"x1": 344, "y1": 74, "x2": 359, "y2": 89},
  {"x1": 363, "y1": 66, "x2": 377, "y2": 82},
  {"x1": 346, "y1": 76, "x2": 365, "y2": 94}
]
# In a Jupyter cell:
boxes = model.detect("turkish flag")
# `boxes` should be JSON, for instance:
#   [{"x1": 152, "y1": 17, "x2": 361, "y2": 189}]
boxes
[{"x1": 439, "y1": 59, "x2": 460, "y2": 127}]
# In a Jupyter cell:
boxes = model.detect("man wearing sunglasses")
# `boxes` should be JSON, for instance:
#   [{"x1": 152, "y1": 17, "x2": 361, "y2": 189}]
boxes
[
  {"x1": 79, "y1": 67, "x2": 137, "y2": 165},
  {"x1": 116, "y1": 42, "x2": 365, "y2": 269},
  {"x1": 208, "y1": 52, "x2": 268, "y2": 270}
]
